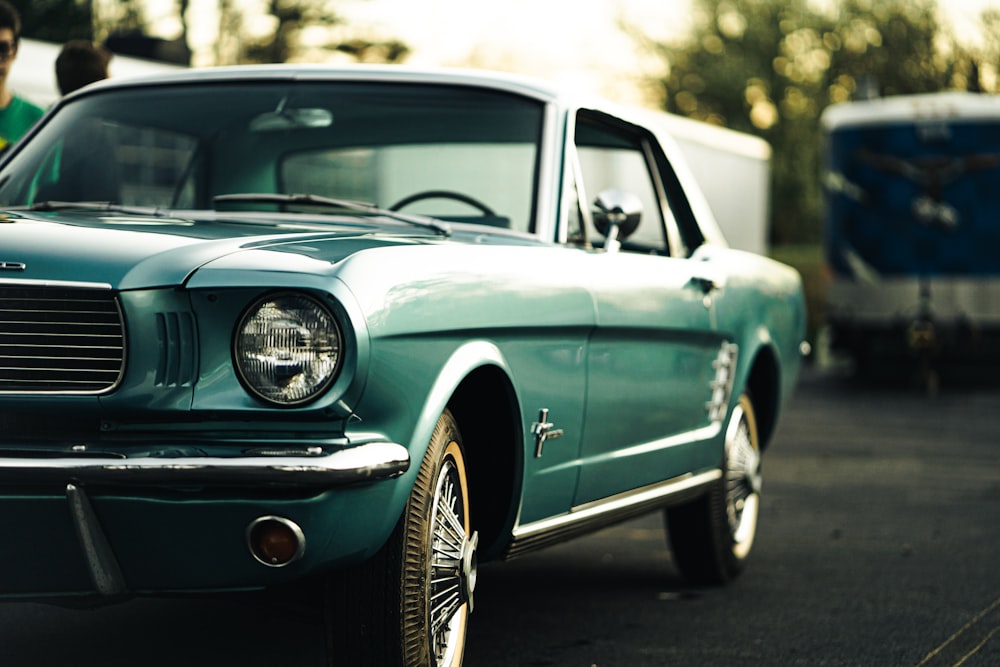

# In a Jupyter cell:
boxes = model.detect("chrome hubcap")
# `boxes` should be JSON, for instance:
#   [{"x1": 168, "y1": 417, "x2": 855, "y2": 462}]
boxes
[
  {"x1": 429, "y1": 458, "x2": 477, "y2": 665},
  {"x1": 725, "y1": 404, "x2": 760, "y2": 554}
]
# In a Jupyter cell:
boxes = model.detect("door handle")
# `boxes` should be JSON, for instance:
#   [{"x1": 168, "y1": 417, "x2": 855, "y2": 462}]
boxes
[{"x1": 689, "y1": 276, "x2": 717, "y2": 294}]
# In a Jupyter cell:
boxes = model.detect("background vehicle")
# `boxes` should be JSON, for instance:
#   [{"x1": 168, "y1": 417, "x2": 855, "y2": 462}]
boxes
[
  {"x1": 0, "y1": 65, "x2": 804, "y2": 666},
  {"x1": 821, "y1": 92, "x2": 1000, "y2": 385}
]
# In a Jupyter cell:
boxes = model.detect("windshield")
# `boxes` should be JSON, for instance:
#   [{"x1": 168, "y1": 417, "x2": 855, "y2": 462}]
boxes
[{"x1": 0, "y1": 80, "x2": 544, "y2": 233}]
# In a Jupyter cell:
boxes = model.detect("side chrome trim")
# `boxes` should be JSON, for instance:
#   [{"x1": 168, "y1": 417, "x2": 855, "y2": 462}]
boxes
[
  {"x1": 66, "y1": 483, "x2": 127, "y2": 596},
  {"x1": 505, "y1": 469, "x2": 721, "y2": 559},
  {"x1": 0, "y1": 442, "x2": 409, "y2": 488}
]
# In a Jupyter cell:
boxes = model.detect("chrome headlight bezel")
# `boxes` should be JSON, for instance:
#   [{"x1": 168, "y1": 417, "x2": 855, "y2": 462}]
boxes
[{"x1": 233, "y1": 291, "x2": 343, "y2": 407}]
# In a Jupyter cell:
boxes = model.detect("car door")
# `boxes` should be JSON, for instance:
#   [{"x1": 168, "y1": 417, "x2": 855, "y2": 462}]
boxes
[{"x1": 569, "y1": 110, "x2": 731, "y2": 505}]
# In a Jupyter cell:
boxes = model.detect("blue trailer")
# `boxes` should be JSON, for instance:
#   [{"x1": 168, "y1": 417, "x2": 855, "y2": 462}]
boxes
[{"x1": 820, "y1": 92, "x2": 1000, "y2": 386}]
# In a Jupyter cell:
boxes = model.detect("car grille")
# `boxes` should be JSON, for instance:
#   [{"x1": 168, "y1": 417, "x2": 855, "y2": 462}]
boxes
[{"x1": 0, "y1": 285, "x2": 125, "y2": 393}]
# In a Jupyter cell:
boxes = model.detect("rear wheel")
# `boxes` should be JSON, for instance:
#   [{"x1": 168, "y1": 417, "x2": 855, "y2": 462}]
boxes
[
  {"x1": 665, "y1": 392, "x2": 760, "y2": 585},
  {"x1": 325, "y1": 410, "x2": 477, "y2": 666}
]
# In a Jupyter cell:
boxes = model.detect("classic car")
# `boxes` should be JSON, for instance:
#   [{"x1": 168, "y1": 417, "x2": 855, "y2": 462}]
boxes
[{"x1": 0, "y1": 65, "x2": 805, "y2": 665}]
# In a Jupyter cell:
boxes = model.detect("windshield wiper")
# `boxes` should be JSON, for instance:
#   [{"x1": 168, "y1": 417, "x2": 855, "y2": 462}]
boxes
[
  {"x1": 212, "y1": 193, "x2": 451, "y2": 236},
  {"x1": 7, "y1": 201, "x2": 170, "y2": 216}
]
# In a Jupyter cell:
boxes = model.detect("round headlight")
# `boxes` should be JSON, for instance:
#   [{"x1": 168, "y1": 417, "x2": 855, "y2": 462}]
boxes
[{"x1": 234, "y1": 293, "x2": 342, "y2": 406}]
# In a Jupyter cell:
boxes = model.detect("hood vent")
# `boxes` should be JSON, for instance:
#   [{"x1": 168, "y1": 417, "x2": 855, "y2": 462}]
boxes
[{"x1": 0, "y1": 285, "x2": 125, "y2": 394}]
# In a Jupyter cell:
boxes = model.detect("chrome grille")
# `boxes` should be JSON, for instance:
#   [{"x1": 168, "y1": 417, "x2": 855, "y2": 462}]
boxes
[{"x1": 0, "y1": 285, "x2": 125, "y2": 393}]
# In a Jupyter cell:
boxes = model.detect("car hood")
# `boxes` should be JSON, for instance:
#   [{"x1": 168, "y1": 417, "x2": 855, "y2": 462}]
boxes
[{"x1": 0, "y1": 211, "x2": 434, "y2": 290}]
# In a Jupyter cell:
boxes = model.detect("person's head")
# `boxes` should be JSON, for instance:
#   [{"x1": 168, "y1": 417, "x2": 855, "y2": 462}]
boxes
[
  {"x1": 56, "y1": 40, "x2": 111, "y2": 95},
  {"x1": 0, "y1": 0, "x2": 22, "y2": 87}
]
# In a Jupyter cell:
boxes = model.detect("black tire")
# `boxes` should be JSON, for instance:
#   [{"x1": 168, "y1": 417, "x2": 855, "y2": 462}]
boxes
[
  {"x1": 665, "y1": 392, "x2": 761, "y2": 586},
  {"x1": 325, "y1": 410, "x2": 477, "y2": 666}
]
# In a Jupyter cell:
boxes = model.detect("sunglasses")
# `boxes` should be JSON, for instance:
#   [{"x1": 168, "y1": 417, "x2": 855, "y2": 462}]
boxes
[{"x1": 0, "y1": 41, "x2": 15, "y2": 61}]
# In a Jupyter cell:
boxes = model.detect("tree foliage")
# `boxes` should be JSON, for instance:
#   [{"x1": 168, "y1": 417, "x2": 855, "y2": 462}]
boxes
[
  {"x1": 11, "y1": 0, "x2": 93, "y2": 41},
  {"x1": 13, "y1": 1, "x2": 409, "y2": 68},
  {"x1": 239, "y1": 1, "x2": 409, "y2": 65},
  {"x1": 644, "y1": 0, "x2": 966, "y2": 245},
  {"x1": 201, "y1": 0, "x2": 411, "y2": 66}
]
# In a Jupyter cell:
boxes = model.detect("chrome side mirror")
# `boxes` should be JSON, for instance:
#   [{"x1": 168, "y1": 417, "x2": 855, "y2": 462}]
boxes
[{"x1": 592, "y1": 189, "x2": 642, "y2": 253}]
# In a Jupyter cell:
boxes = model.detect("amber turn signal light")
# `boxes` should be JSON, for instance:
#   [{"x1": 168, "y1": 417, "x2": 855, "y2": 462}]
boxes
[{"x1": 247, "y1": 516, "x2": 305, "y2": 567}]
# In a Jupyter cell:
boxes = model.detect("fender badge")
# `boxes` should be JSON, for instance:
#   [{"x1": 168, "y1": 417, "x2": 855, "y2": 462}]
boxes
[
  {"x1": 0, "y1": 261, "x2": 26, "y2": 271},
  {"x1": 530, "y1": 408, "x2": 564, "y2": 458}
]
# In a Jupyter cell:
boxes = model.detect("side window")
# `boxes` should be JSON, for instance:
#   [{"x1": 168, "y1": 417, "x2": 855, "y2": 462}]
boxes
[
  {"x1": 650, "y1": 142, "x2": 706, "y2": 256},
  {"x1": 575, "y1": 113, "x2": 669, "y2": 255}
]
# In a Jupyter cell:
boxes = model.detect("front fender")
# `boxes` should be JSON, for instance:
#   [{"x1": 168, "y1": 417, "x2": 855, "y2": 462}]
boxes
[
  {"x1": 410, "y1": 340, "x2": 514, "y2": 458},
  {"x1": 346, "y1": 340, "x2": 517, "y2": 542}
]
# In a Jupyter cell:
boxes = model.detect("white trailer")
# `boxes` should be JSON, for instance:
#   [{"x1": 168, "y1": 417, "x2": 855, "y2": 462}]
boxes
[{"x1": 655, "y1": 113, "x2": 772, "y2": 256}]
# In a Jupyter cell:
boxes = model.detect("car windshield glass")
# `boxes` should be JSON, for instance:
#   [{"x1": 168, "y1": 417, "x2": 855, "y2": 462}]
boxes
[{"x1": 0, "y1": 80, "x2": 545, "y2": 234}]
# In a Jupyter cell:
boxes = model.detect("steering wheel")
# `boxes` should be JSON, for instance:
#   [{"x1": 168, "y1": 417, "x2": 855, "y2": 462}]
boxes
[{"x1": 388, "y1": 189, "x2": 496, "y2": 216}]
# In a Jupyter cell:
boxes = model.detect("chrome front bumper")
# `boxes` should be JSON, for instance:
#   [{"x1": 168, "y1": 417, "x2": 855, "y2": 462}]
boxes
[{"x1": 0, "y1": 441, "x2": 410, "y2": 488}]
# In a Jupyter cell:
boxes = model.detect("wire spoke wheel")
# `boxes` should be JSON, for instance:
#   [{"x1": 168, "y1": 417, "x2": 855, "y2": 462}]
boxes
[
  {"x1": 324, "y1": 410, "x2": 477, "y2": 667},
  {"x1": 724, "y1": 397, "x2": 761, "y2": 559},
  {"x1": 665, "y1": 392, "x2": 761, "y2": 585},
  {"x1": 426, "y1": 441, "x2": 477, "y2": 665}
]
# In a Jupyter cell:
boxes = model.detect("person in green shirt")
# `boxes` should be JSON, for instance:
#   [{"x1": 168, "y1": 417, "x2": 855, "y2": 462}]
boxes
[{"x1": 0, "y1": 0, "x2": 43, "y2": 151}]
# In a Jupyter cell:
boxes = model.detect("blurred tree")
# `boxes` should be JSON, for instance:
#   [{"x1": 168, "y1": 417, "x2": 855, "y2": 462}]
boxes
[
  {"x1": 640, "y1": 0, "x2": 953, "y2": 246},
  {"x1": 964, "y1": 8, "x2": 1000, "y2": 91},
  {"x1": 334, "y1": 37, "x2": 410, "y2": 63},
  {"x1": 95, "y1": 0, "x2": 146, "y2": 37},
  {"x1": 238, "y1": 0, "x2": 409, "y2": 65},
  {"x1": 12, "y1": 0, "x2": 93, "y2": 41},
  {"x1": 94, "y1": 0, "x2": 190, "y2": 65},
  {"x1": 214, "y1": 0, "x2": 245, "y2": 65},
  {"x1": 14, "y1": 1, "x2": 409, "y2": 68},
  {"x1": 825, "y1": 0, "x2": 946, "y2": 99},
  {"x1": 175, "y1": 0, "x2": 191, "y2": 59},
  {"x1": 242, "y1": 0, "x2": 314, "y2": 64}
]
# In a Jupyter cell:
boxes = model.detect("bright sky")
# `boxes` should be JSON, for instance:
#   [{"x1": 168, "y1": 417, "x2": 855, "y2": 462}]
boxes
[
  {"x1": 145, "y1": 0, "x2": 1000, "y2": 105},
  {"x1": 330, "y1": 0, "x2": 689, "y2": 103}
]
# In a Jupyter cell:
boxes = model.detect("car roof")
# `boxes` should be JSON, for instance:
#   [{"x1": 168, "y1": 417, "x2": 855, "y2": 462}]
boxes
[{"x1": 76, "y1": 63, "x2": 567, "y2": 106}]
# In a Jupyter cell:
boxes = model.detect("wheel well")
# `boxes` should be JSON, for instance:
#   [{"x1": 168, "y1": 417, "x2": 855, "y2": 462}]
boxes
[
  {"x1": 447, "y1": 365, "x2": 521, "y2": 561},
  {"x1": 746, "y1": 346, "x2": 781, "y2": 451}
]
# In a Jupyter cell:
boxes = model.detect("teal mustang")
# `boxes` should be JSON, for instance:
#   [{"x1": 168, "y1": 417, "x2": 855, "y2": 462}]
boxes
[{"x1": 0, "y1": 66, "x2": 805, "y2": 666}]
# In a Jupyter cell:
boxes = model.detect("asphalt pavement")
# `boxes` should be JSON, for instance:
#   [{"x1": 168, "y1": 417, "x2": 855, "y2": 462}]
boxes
[
  {"x1": 1, "y1": 364, "x2": 999, "y2": 666},
  {"x1": 464, "y1": 365, "x2": 1000, "y2": 666}
]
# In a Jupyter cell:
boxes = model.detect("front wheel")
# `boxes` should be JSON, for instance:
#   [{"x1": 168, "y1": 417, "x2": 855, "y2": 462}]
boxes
[
  {"x1": 665, "y1": 392, "x2": 761, "y2": 585},
  {"x1": 325, "y1": 410, "x2": 478, "y2": 666}
]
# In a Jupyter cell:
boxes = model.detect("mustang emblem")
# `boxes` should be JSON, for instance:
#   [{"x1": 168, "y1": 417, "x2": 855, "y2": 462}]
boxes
[
  {"x1": 531, "y1": 408, "x2": 564, "y2": 458},
  {"x1": 0, "y1": 261, "x2": 26, "y2": 271}
]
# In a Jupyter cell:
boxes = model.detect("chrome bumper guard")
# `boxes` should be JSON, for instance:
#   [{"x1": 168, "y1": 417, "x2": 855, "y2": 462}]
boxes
[{"x1": 0, "y1": 442, "x2": 410, "y2": 488}]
